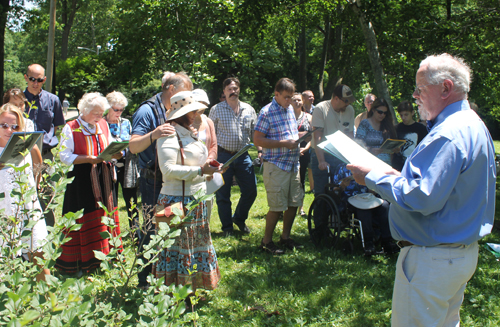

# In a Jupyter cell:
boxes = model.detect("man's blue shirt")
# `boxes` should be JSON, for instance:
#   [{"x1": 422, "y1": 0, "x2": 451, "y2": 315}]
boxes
[
  {"x1": 24, "y1": 89, "x2": 65, "y2": 149},
  {"x1": 131, "y1": 93, "x2": 166, "y2": 169},
  {"x1": 255, "y1": 98, "x2": 299, "y2": 172},
  {"x1": 366, "y1": 100, "x2": 496, "y2": 246}
]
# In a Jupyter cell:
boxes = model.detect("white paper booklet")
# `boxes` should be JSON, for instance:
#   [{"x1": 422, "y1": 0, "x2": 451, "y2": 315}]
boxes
[
  {"x1": 318, "y1": 131, "x2": 393, "y2": 171},
  {"x1": 206, "y1": 172, "x2": 224, "y2": 195}
]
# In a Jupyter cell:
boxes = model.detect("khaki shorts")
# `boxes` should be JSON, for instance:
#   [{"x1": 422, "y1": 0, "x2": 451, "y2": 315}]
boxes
[{"x1": 263, "y1": 161, "x2": 304, "y2": 212}]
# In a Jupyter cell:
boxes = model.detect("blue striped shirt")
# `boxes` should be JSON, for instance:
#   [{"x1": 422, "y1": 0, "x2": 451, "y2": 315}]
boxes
[
  {"x1": 366, "y1": 100, "x2": 496, "y2": 246},
  {"x1": 255, "y1": 98, "x2": 299, "y2": 172}
]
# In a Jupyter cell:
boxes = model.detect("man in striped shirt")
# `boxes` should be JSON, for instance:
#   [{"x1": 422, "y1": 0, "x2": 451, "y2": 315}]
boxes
[
  {"x1": 209, "y1": 77, "x2": 259, "y2": 236},
  {"x1": 254, "y1": 78, "x2": 304, "y2": 255}
]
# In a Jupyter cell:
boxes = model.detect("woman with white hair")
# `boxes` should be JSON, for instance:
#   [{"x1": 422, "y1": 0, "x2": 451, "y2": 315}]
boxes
[
  {"x1": 56, "y1": 92, "x2": 123, "y2": 273},
  {"x1": 104, "y1": 91, "x2": 139, "y2": 231}
]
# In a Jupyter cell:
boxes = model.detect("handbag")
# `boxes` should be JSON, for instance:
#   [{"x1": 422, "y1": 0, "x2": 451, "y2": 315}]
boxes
[{"x1": 153, "y1": 133, "x2": 186, "y2": 226}]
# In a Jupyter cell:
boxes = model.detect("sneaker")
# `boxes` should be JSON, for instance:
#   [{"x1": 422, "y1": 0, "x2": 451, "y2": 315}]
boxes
[
  {"x1": 233, "y1": 221, "x2": 251, "y2": 234},
  {"x1": 279, "y1": 237, "x2": 304, "y2": 250},
  {"x1": 260, "y1": 240, "x2": 285, "y2": 255},
  {"x1": 299, "y1": 210, "x2": 306, "y2": 217}
]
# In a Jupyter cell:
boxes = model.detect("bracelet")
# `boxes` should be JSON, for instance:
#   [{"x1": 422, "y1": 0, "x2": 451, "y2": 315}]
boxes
[
  {"x1": 199, "y1": 166, "x2": 204, "y2": 176},
  {"x1": 150, "y1": 132, "x2": 153, "y2": 144}
]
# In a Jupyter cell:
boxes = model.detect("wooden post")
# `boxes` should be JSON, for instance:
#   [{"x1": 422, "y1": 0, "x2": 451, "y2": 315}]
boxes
[{"x1": 46, "y1": 0, "x2": 56, "y2": 92}]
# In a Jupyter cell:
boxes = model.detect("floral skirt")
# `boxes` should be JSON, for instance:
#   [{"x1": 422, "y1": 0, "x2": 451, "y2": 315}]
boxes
[{"x1": 152, "y1": 194, "x2": 220, "y2": 290}]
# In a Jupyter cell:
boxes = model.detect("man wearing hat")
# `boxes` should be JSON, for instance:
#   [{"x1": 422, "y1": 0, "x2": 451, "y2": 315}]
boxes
[
  {"x1": 129, "y1": 72, "x2": 192, "y2": 289},
  {"x1": 348, "y1": 54, "x2": 495, "y2": 326},
  {"x1": 309, "y1": 84, "x2": 356, "y2": 235}
]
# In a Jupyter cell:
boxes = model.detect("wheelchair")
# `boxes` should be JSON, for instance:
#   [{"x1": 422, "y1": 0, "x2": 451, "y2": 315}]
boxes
[{"x1": 307, "y1": 169, "x2": 367, "y2": 253}]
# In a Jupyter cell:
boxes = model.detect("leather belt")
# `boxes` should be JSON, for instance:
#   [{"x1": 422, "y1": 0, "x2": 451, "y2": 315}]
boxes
[
  {"x1": 218, "y1": 146, "x2": 238, "y2": 156},
  {"x1": 397, "y1": 240, "x2": 414, "y2": 248}
]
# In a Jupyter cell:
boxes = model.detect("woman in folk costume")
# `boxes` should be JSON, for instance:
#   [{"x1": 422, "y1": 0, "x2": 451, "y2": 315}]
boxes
[
  {"x1": 153, "y1": 91, "x2": 221, "y2": 290},
  {"x1": 56, "y1": 92, "x2": 122, "y2": 273}
]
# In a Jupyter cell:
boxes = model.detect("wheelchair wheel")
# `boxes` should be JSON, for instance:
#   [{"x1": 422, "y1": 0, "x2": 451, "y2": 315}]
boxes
[{"x1": 308, "y1": 194, "x2": 343, "y2": 248}]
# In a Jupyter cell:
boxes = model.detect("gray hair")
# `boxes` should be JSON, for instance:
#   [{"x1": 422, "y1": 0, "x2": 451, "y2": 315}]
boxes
[
  {"x1": 420, "y1": 53, "x2": 471, "y2": 94},
  {"x1": 162, "y1": 72, "x2": 192, "y2": 91},
  {"x1": 161, "y1": 71, "x2": 175, "y2": 85},
  {"x1": 106, "y1": 91, "x2": 128, "y2": 108},
  {"x1": 78, "y1": 92, "x2": 110, "y2": 116}
]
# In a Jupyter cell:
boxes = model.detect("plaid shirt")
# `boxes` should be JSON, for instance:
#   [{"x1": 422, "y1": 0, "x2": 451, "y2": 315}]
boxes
[
  {"x1": 208, "y1": 100, "x2": 257, "y2": 152},
  {"x1": 255, "y1": 98, "x2": 300, "y2": 172}
]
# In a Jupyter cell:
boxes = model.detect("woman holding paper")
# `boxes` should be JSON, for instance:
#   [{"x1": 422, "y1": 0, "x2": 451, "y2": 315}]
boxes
[
  {"x1": 154, "y1": 90, "x2": 221, "y2": 291},
  {"x1": 56, "y1": 92, "x2": 122, "y2": 273},
  {"x1": 0, "y1": 103, "x2": 50, "y2": 281},
  {"x1": 104, "y1": 91, "x2": 139, "y2": 230},
  {"x1": 3, "y1": 88, "x2": 43, "y2": 184},
  {"x1": 291, "y1": 92, "x2": 312, "y2": 216},
  {"x1": 355, "y1": 98, "x2": 397, "y2": 166}
]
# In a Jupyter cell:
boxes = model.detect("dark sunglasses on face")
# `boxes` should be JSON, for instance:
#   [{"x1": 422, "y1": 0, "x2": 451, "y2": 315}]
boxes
[
  {"x1": 0, "y1": 123, "x2": 20, "y2": 131},
  {"x1": 112, "y1": 107, "x2": 124, "y2": 112},
  {"x1": 375, "y1": 109, "x2": 388, "y2": 115},
  {"x1": 28, "y1": 76, "x2": 45, "y2": 83}
]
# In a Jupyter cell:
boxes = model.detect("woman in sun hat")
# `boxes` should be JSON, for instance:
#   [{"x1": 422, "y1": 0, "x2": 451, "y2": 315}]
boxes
[{"x1": 153, "y1": 90, "x2": 221, "y2": 290}]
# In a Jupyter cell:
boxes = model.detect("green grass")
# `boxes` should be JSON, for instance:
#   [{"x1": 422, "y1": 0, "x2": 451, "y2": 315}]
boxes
[{"x1": 111, "y1": 147, "x2": 500, "y2": 326}]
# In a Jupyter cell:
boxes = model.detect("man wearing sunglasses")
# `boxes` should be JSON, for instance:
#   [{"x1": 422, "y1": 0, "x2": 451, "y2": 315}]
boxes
[
  {"x1": 348, "y1": 54, "x2": 495, "y2": 326},
  {"x1": 23, "y1": 64, "x2": 65, "y2": 227}
]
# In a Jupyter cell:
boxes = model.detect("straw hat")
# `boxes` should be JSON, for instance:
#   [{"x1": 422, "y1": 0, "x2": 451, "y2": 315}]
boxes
[
  {"x1": 347, "y1": 193, "x2": 383, "y2": 210},
  {"x1": 166, "y1": 91, "x2": 207, "y2": 121}
]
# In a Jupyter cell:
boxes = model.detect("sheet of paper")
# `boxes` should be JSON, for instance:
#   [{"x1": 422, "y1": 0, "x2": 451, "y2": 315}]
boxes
[
  {"x1": 0, "y1": 132, "x2": 44, "y2": 166},
  {"x1": 221, "y1": 143, "x2": 254, "y2": 169},
  {"x1": 206, "y1": 172, "x2": 224, "y2": 195},
  {"x1": 98, "y1": 141, "x2": 129, "y2": 161},
  {"x1": 318, "y1": 131, "x2": 393, "y2": 171}
]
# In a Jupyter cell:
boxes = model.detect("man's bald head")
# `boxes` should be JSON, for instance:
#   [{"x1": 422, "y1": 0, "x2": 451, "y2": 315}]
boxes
[
  {"x1": 27, "y1": 64, "x2": 45, "y2": 76},
  {"x1": 24, "y1": 64, "x2": 47, "y2": 95}
]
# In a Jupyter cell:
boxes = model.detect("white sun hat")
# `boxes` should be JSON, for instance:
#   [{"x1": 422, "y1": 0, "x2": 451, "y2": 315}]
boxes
[
  {"x1": 348, "y1": 193, "x2": 383, "y2": 210},
  {"x1": 167, "y1": 91, "x2": 207, "y2": 121}
]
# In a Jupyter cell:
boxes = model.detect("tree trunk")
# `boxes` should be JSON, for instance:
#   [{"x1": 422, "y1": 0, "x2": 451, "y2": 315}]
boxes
[
  {"x1": 297, "y1": 25, "x2": 307, "y2": 92},
  {"x1": 318, "y1": 15, "x2": 330, "y2": 100},
  {"x1": 350, "y1": 0, "x2": 395, "y2": 121},
  {"x1": 0, "y1": 0, "x2": 10, "y2": 97},
  {"x1": 59, "y1": 0, "x2": 80, "y2": 101}
]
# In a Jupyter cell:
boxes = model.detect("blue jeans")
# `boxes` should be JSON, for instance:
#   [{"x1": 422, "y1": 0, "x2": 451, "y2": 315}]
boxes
[
  {"x1": 310, "y1": 151, "x2": 343, "y2": 229},
  {"x1": 137, "y1": 175, "x2": 162, "y2": 285},
  {"x1": 310, "y1": 150, "x2": 342, "y2": 195},
  {"x1": 216, "y1": 151, "x2": 257, "y2": 231}
]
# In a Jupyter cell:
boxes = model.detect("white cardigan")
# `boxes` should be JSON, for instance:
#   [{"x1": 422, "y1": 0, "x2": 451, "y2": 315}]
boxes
[{"x1": 157, "y1": 124, "x2": 208, "y2": 196}]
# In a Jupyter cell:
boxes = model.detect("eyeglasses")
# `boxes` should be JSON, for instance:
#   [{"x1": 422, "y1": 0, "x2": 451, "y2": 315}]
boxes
[
  {"x1": 27, "y1": 77, "x2": 45, "y2": 83},
  {"x1": 0, "y1": 123, "x2": 20, "y2": 131},
  {"x1": 374, "y1": 109, "x2": 388, "y2": 115},
  {"x1": 414, "y1": 83, "x2": 434, "y2": 95},
  {"x1": 112, "y1": 107, "x2": 124, "y2": 112},
  {"x1": 340, "y1": 98, "x2": 349, "y2": 104}
]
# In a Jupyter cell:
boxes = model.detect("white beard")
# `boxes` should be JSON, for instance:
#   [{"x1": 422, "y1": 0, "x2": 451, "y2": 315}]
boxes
[{"x1": 416, "y1": 101, "x2": 429, "y2": 121}]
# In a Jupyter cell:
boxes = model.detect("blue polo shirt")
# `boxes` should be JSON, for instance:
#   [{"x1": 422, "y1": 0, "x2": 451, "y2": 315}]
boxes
[{"x1": 24, "y1": 89, "x2": 65, "y2": 150}]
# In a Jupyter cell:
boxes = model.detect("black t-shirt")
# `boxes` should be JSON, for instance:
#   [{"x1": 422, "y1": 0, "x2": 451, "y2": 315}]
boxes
[{"x1": 392, "y1": 122, "x2": 428, "y2": 171}]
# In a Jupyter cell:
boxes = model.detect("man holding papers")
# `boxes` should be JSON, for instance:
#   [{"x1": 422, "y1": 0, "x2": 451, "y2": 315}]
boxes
[
  {"x1": 348, "y1": 54, "x2": 495, "y2": 327},
  {"x1": 254, "y1": 78, "x2": 303, "y2": 255},
  {"x1": 209, "y1": 77, "x2": 259, "y2": 236}
]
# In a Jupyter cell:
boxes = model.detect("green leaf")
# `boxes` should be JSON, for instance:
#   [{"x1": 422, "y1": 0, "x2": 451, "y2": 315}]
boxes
[
  {"x1": 20, "y1": 310, "x2": 40, "y2": 326},
  {"x1": 93, "y1": 250, "x2": 108, "y2": 261}
]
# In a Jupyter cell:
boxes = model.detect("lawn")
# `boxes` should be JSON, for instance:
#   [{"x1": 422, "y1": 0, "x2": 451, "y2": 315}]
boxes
[{"x1": 112, "y1": 147, "x2": 500, "y2": 326}]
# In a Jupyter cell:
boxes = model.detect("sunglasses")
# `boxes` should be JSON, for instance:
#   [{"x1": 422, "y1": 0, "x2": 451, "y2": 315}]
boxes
[
  {"x1": 374, "y1": 109, "x2": 388, "y2": 115},
  {"x1": 112, "y1": 107, "x2": 124, "y2": 112},
  {"x1": 340, "y1": 98, "x2": 349, "y2": 104},
  {"x1": 0, "y1": 123, "x2": 20, "y2": 131},
  {"x1": 28, "y1": 77, "x2": 45, "y2": 83}
]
